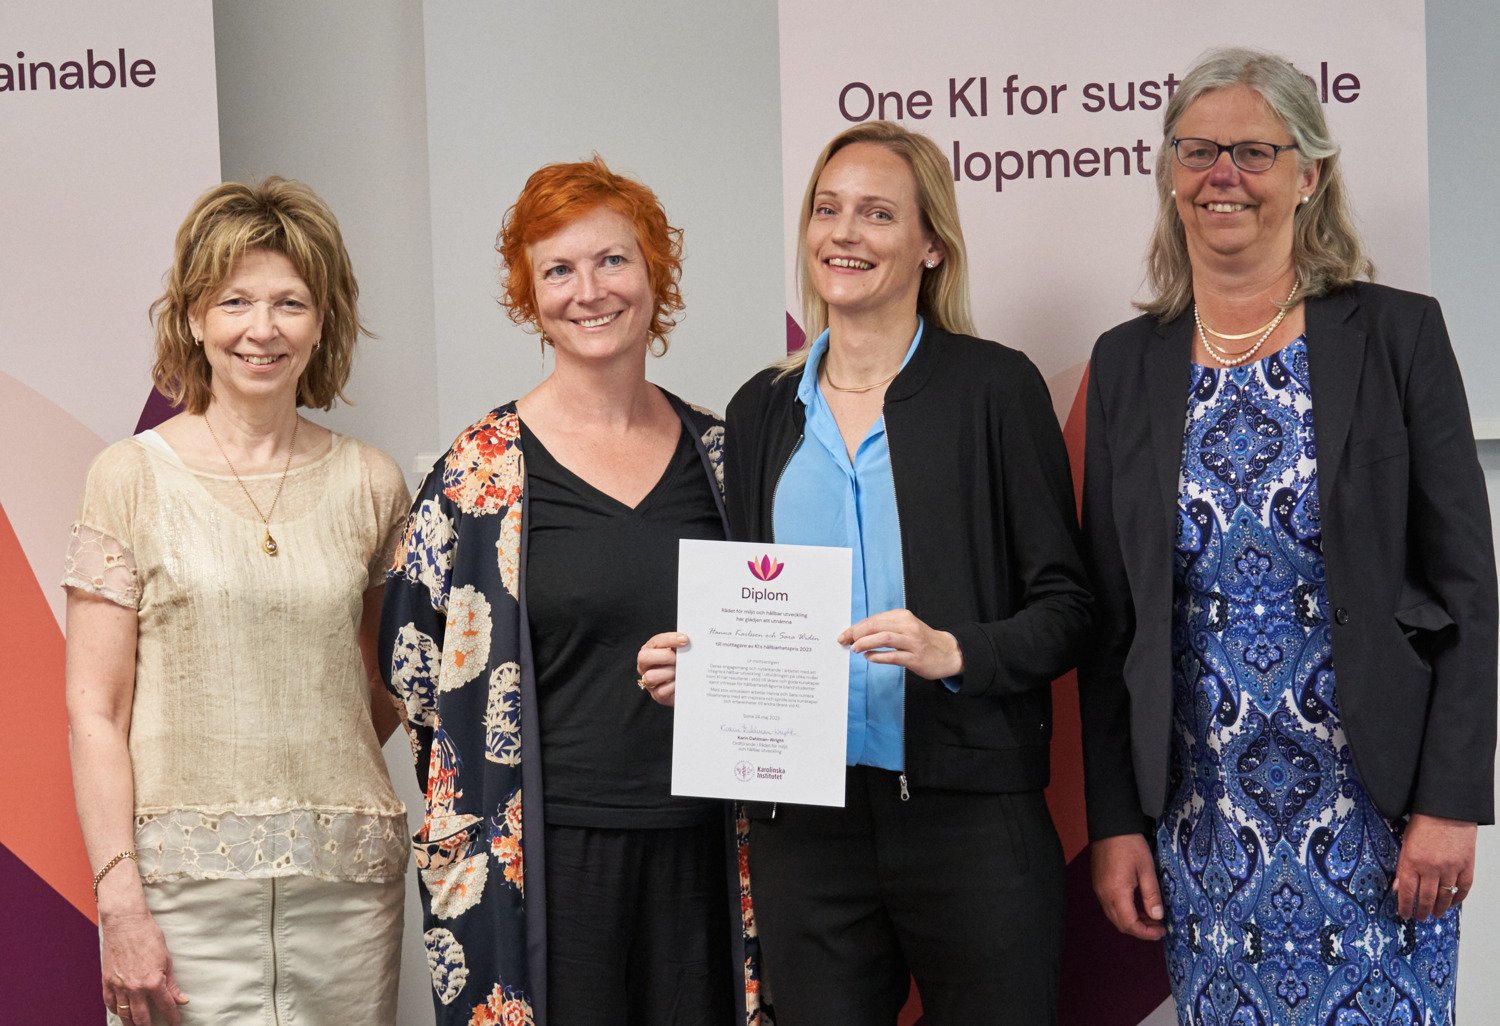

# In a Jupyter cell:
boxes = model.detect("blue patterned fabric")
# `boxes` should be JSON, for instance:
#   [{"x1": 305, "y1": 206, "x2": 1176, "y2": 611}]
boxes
[{"x1": 1158, "y1": 338, "x2": 1460, "y2": 1025}]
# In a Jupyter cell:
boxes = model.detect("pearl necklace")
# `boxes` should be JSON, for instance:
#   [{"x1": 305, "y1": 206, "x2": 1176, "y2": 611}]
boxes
[{"x1": 1194, "y1": 277, "x2": 1300, "y2": 367}]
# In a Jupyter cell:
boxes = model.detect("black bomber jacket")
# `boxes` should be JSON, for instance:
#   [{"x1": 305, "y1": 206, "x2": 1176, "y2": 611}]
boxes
[{"x1": 724, "y1": 325, "x2": 1092, "y2": 795}]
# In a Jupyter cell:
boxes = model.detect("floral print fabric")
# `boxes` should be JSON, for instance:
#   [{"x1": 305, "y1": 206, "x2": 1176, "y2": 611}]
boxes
[
  {"x1": 381, "y1": 397, "x2": 762, "y2": 1026},
  {"x1": 1158, "y1": 339, "x2": 1459, "y2": 1025}
]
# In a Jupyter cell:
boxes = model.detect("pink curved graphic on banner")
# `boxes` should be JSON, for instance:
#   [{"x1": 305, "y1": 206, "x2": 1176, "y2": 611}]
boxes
[
  {"x1": 0, "y1": 382, "x2": 190, "y2": 1011},
  {"x1": 0, "y1": 374, "x2": 110, "y2": 925}
]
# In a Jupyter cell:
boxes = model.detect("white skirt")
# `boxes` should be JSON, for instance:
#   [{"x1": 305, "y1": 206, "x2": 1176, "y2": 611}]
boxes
[{"x1": 105, "y1": 874, "x2": 403, "y2": 1026}]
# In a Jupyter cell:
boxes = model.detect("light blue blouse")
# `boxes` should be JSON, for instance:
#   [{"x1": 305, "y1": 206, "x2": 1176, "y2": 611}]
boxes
[{"x1": 771, "y1": 321, "x2": 922, "y2": 771}]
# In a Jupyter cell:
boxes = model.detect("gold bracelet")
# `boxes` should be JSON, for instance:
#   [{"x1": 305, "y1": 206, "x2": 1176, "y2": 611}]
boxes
[{"x1": 91, "y1": 849, "x2": 138, "y2": 899}]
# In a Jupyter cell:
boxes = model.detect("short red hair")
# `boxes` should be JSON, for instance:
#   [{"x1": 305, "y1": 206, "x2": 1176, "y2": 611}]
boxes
[{"x1": 497, "y1": 157, "x2": 684, "y2": 353}]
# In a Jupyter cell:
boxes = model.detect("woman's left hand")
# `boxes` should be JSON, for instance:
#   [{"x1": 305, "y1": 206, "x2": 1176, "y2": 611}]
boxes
[
  {"x1": 1394, "y1": 812, "x2": 1477, "y2": 920},
  {"x1": 840, "y1": 609, "x2": 963, "y2": 682},
  {"x1": 635, "y1": 632, "x2": 689, "y2": 707}
]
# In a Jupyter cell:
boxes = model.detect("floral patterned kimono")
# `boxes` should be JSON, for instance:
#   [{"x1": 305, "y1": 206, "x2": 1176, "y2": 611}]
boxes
[{"x1": 379, "y1": 393, "x2": 762, "y2": 1026}]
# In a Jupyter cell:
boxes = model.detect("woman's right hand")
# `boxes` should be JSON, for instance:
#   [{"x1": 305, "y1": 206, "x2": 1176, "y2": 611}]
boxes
[
  {"x1": 99, "y1": 897, "x2": 189, "y2": 1024},
  {"x1": 1091, "y1": 832, "x2": 1166, "y2": 941},
  {"x1": 635, "y1": 632, "x2": 689, "y2": 707}
]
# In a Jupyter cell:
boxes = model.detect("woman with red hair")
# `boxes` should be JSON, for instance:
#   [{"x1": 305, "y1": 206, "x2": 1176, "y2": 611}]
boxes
[{"x1": 380, "y1": 157, "x2": 759, "y2": 1026}]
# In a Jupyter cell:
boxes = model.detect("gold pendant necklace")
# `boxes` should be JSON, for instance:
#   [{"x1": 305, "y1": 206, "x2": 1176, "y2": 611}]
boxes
[{"x1": 205, "y1": 414, "x2": 299, "y2": 556}]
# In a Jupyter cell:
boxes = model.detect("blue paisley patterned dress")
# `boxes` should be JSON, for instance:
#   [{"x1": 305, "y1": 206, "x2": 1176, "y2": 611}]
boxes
[{"x1": 1157, "y1": 337, "x2": 1461, "y2": 1026}]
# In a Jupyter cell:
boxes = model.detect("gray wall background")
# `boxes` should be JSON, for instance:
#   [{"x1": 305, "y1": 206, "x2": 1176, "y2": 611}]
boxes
[{"x1": 212, "y1": 2, "x2": 1500, "y2": 1022}]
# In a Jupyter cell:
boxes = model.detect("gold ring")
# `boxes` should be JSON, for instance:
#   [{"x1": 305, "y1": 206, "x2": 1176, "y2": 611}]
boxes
[{"x1": 636, "y1": 675, "x2": 653, "y2": 690}]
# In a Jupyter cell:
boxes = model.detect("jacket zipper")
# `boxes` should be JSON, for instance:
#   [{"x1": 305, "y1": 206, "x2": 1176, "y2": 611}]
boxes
[
  {"x1": 887, "y1": 445, "x2": 911, "y2": 802},
  {"x1": 767, "y1": 433, "x2": 804, "y2": 539},
  {"x1": 768, "y1": 432, "x2": 804, "y2": 820}
]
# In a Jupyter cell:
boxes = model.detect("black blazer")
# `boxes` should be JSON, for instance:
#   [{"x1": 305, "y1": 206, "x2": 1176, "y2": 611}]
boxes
[{"x1": 1079, "y1": 281, "x2": 1497, "y2": 840}]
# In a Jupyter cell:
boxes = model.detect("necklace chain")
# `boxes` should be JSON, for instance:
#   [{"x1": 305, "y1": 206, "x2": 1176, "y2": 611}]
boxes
[
  {"x1": 821, "y1": 360, "x2": 900, "y2": 394},
  {"x1": 1195, "y1": 308, "x2": 1283, "y2": 341},
  {"x1": 204, "y1": 414, "x2": 299, "y2": 556},
  {"x1": 1194, "y1": 277, "x2": 1300, "y2": 368}
]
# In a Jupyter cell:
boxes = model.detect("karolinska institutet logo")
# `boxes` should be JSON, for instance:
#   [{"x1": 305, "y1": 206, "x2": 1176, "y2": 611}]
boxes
[
  {"x1": 744, "y1": 554, "x2": 788, "y2": 602},
  {"x1": 734, "y1": 760, "x2": 785, "y2": 783},
  {"x1": 735, "y1": 762, "x2": 786, "y2": 786}
]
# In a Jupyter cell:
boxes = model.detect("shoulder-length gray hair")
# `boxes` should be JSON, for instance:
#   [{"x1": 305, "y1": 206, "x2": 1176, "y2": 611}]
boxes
[{"x1": 1140, "y1": 47, "x2": 1374, "y2": 321}]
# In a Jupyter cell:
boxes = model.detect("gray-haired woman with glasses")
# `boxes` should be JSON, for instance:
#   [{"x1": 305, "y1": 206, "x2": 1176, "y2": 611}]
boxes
[{"x1": 1080, "y1": 47, "x2": 1495, "y2": 1023}]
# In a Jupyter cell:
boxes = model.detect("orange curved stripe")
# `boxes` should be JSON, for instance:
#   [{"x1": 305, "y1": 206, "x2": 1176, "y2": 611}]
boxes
[
  {"x1": 1045, "y1": 371, "x2": 1092, "y2": 861},
  {"x1": 0, "y1": 501, "x2": 94, "y2": 922}
]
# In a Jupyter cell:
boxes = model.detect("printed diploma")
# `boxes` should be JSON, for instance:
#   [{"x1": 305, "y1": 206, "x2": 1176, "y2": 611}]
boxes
[{"x1": 671, "y1": 539, "x2": 852, "y2": 806}]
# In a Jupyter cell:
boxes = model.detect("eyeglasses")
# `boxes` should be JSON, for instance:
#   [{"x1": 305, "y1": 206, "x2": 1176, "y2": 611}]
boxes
[{"x1": 1171, "y1": 137, "x2": 1299, "y2": 173}]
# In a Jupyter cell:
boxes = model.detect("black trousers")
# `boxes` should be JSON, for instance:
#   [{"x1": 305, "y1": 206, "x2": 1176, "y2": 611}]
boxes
[
  {"x1": 544, "y1": 820, "x2": 733, "y2": 1026},
  {"x1": 749, "y1": 767, "x2": 1065, "y2": 1026}
]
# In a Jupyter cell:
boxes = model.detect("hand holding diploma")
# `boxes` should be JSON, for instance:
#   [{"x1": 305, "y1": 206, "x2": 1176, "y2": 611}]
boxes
[
  {"x1": 636, "y1": 632, "x2": 687, "y2": 706},
  {"x1": 640, "y1": 611, "x2": 964, "y2": 708},
  {"x1": 839, "y1": 608, "x2": 964, "y2": 681}
]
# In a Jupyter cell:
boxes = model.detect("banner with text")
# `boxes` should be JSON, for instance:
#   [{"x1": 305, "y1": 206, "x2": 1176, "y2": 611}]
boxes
[{"x1": 0, "y1": 3, "x2": 220, "y2": 1019}]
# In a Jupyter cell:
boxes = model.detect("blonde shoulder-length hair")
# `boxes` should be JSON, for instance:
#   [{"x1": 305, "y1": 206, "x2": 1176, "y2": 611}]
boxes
[
  {"x1": 150, "y1": 176, "x2": 368, "y2": 414},
  {"x1": 1140, "y1": 47, "x2": 1374, "y2": 321},
  {"x1": 778, "y1": 121, "x2": 975, "y2": 374}
]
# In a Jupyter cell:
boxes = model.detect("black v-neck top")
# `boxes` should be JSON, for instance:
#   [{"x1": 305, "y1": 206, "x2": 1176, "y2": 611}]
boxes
[{"x1": 520, "y1": 421, "x2": 724, "y2": 828}]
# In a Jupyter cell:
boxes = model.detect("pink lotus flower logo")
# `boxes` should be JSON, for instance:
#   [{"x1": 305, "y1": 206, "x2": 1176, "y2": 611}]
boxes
[{"x1": 747, "y1": 554, "x2": 784, "y2": 582}]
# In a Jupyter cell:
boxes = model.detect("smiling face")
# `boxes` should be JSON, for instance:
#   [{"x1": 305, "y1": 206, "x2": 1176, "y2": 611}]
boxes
[
  {"x1": 805, "y1": 141, "x2": 943, "y2": 329},
  {"x1": 528, "y1": 205, "x2": 655, "y2": 365},
  {"x1": 189, "y1": 248, "x2": 323, "y2": 411},
  {"x1": 1172, "y1": 84, "x2": 1320, "y2": 273}
]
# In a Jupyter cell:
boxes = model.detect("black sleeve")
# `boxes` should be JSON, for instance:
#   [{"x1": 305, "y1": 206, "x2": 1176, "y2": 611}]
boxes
[
  {"x1": 1077, "y1": 341, "x2": 1151, "y2": 840},
  {"x1": 723, "y1": 376, "x2": 766, "y2": 544},
  {"x1": 948, "y1": 355, "x2": 1094, "y2": 698}
]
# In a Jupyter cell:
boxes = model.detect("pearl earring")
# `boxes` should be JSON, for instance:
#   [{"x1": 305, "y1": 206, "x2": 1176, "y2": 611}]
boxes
[
  {"x1": 1300, "y1": 195, "x2": 1311, "y2": 204},
  {"x1": 1170, "y1": 189, "x2": 1177, "y2": 197}
]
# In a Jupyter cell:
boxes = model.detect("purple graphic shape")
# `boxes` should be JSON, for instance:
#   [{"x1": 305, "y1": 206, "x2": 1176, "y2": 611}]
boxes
[
  {"x1": 1058, "y1": 842, "x2": 1169, "y2": 1023},
  {"x1": 786, "y1": 311, "x2": 806, "y2": 355},
  {"x1": 135, "y1": 388, "x2": 181, "y2": 434},
  {"x1": 0, "y1": 842, "x2": 103, "y2": 1022}
]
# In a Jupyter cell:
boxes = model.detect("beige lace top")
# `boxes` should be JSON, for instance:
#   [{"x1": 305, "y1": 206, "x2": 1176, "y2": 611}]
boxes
[{"x1": 63, "y1": 431, "x2": 411, "y2": 883}]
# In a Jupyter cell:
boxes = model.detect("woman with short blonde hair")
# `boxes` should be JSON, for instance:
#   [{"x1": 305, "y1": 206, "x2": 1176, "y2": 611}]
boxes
[{"x1": 67, "y1": 176, "x2": 409, "y2": 1025}]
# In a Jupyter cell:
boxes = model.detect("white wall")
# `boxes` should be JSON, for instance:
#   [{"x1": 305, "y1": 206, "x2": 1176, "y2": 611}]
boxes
[
  {"x1": 1428, "y1": 0, "x2": 1500, "y2": 436},
  {"x1": 212, "y1": 4, "x2": 439, "y2": 1022},
  {"x1": 209, "y1": 0, "x2": 1500, "y2": 1019},
  {"x1": 1430, "y1": 0, "x2": 1500, "y2": 1002},
  {"x1": 420, "y1": 1, "x2": 785, "y2": 447},
  {"x1": 213, "y1": 0, "x2": 439, "y2": 474}
]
